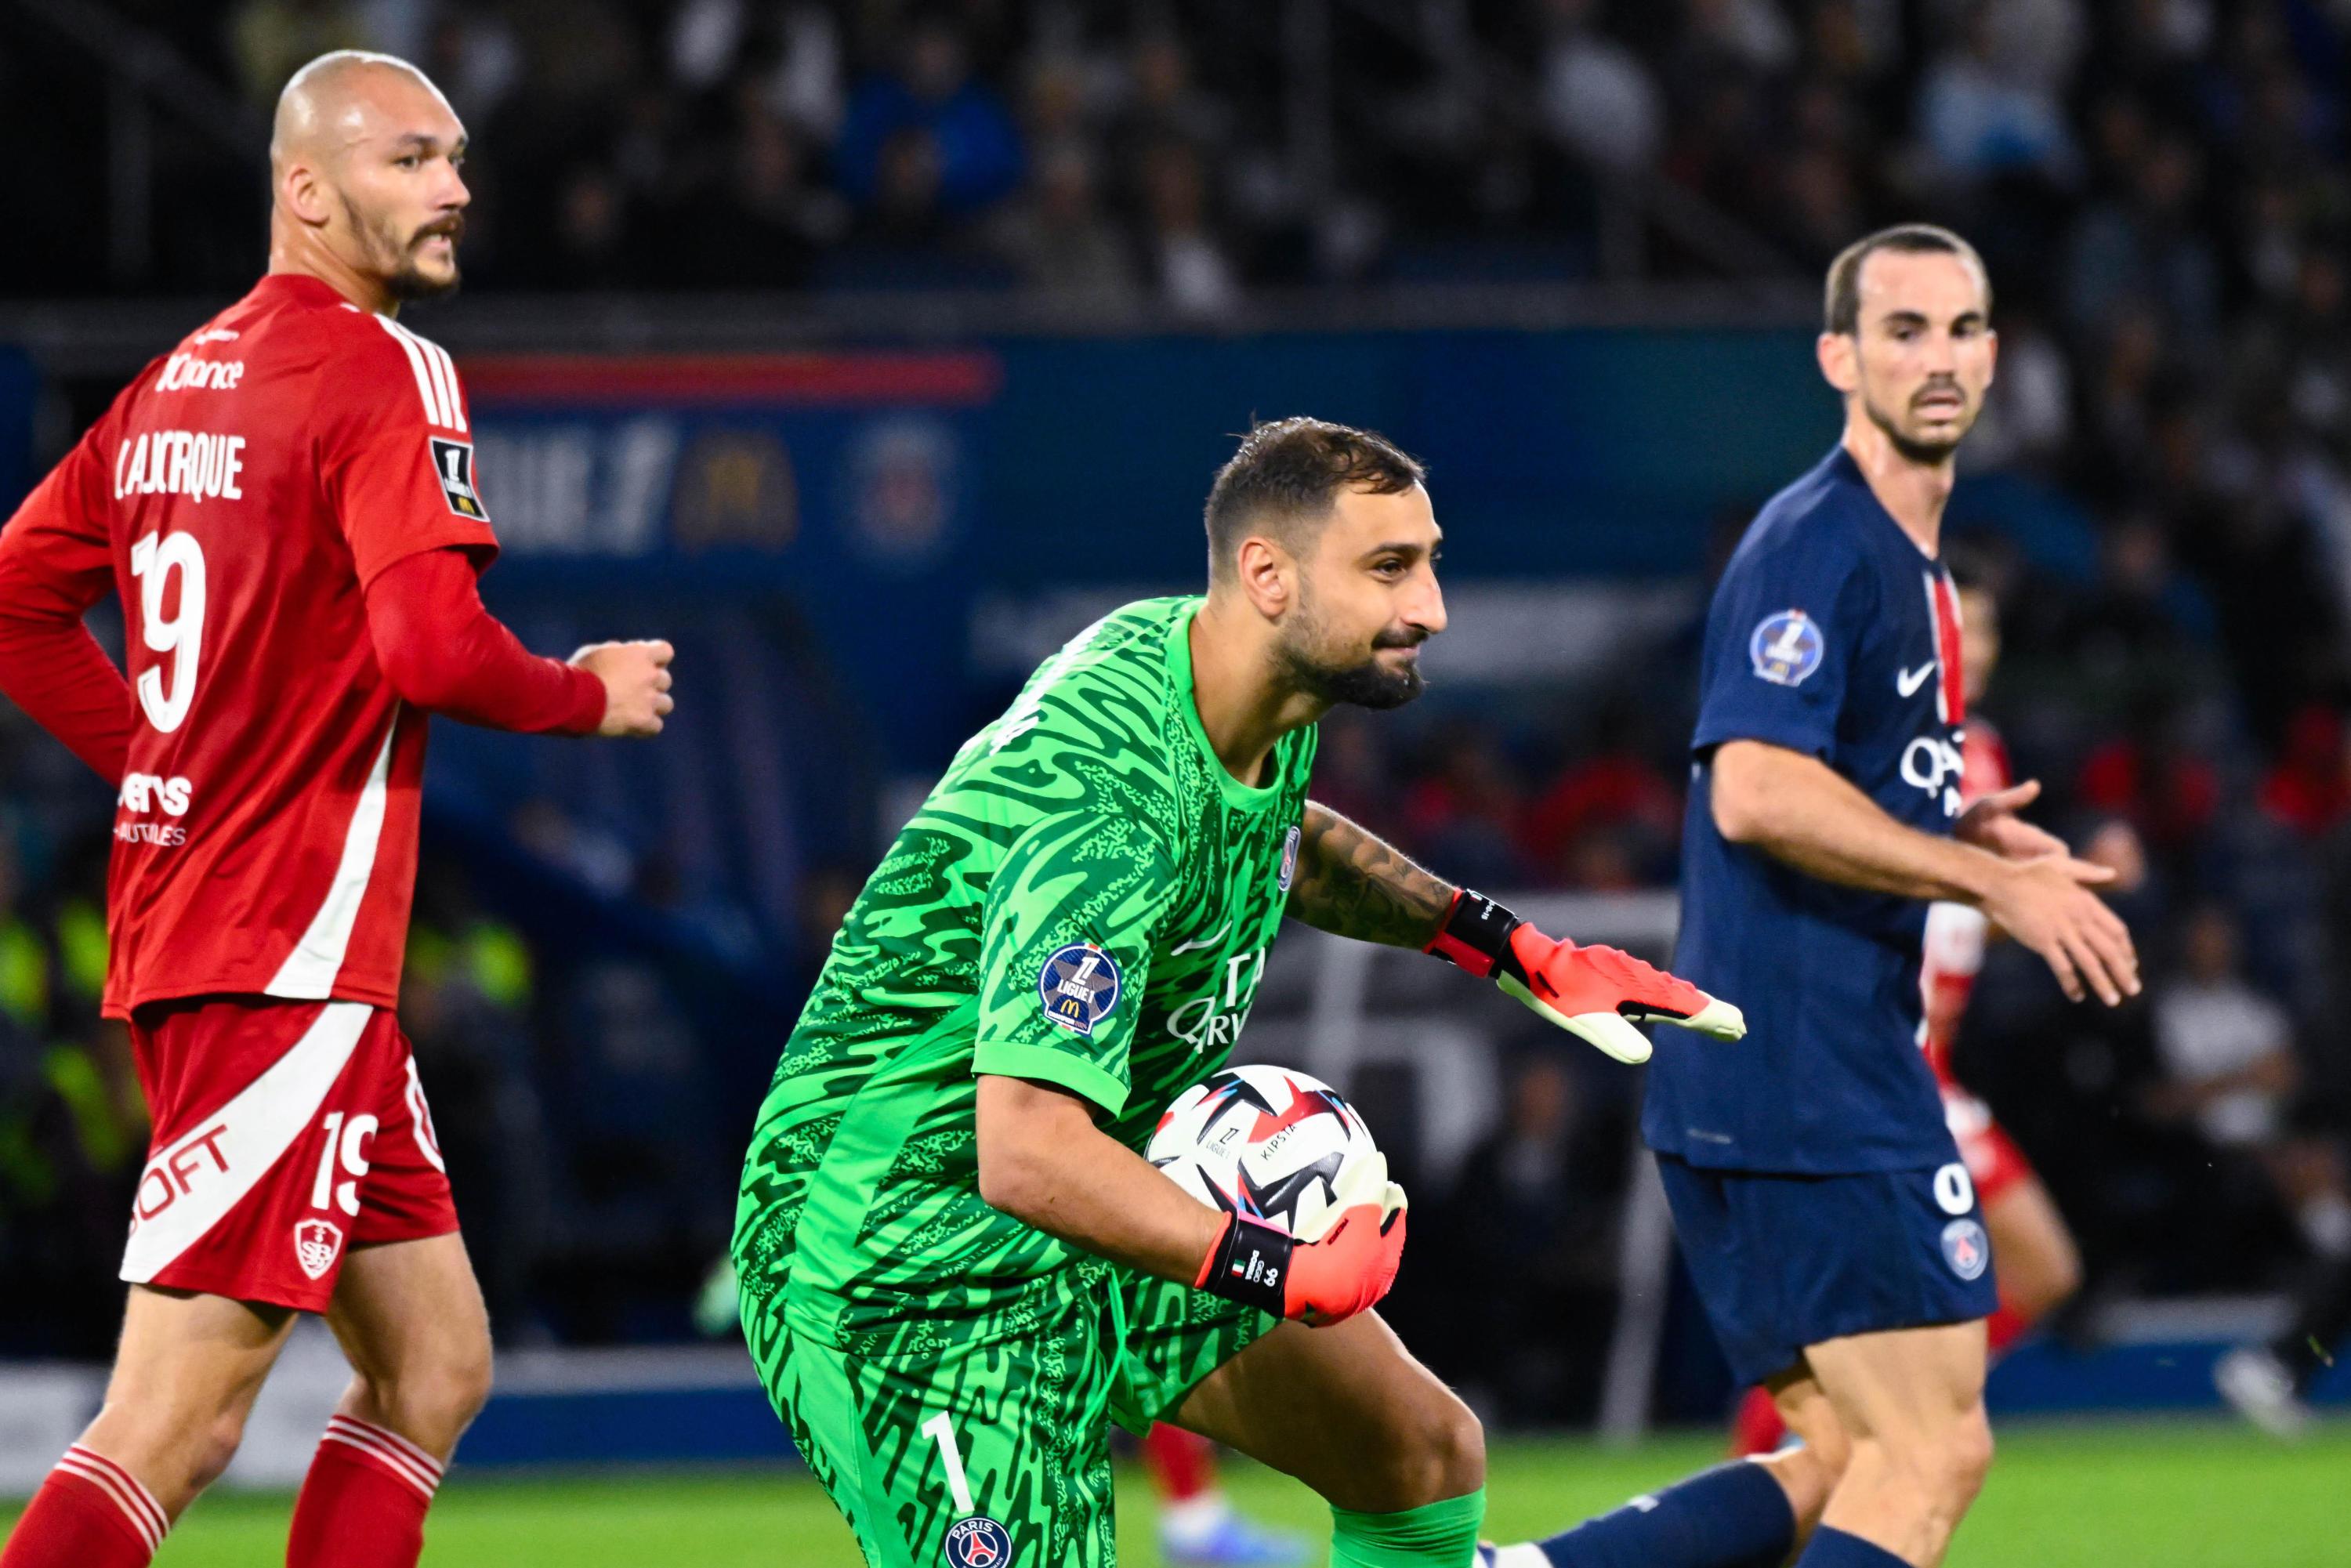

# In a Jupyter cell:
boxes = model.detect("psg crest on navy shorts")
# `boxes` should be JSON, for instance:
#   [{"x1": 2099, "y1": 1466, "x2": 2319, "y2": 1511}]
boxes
[
  {"x1": 1038, "y1": 943, "x2": 1121, "y2": 1037},
  {"x1": 944, "y1": 1515, "x2": 1011, "y2": 1568},
  {"x1": 1940, "y1": 1218, "x2": 1990, "y2": 1281}
]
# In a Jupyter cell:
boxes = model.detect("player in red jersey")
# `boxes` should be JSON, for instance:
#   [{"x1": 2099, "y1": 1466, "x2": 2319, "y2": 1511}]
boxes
[
  {"x1": 0, "y1": 52, "x2": 672, "y2": 1568},
  {"x1": 1730, "y1": 570, "x2": 2089, "y2": 1458}
]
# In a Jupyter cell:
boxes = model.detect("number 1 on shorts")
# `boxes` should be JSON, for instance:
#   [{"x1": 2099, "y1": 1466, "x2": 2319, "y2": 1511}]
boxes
[{"x1": 918, "y1": 1412, "x2": 978, "y2": 1516}]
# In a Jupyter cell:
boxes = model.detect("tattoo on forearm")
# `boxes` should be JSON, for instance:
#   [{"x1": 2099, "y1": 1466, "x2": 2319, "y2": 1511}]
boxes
[{"x1": 1285, "y1": 801, "x2": 1457, "y2": 948}]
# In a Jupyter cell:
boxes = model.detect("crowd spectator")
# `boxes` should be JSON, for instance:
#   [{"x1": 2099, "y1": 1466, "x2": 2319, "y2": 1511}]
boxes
[{"x1": 2150, "y1": 906, "x2": 2351, "y2": 1264}]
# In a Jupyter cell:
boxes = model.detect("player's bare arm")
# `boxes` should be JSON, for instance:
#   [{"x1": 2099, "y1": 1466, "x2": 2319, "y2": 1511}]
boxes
[
  {"x1": 1284, "y1": 801, "x2": 1454, "y2": 947},
  {"x1": 1712, "y1": 737, "x2": 2140, "y2": 1005},
  {"x1": 1281, "y1": 800, "x2": 1742, "y2": 1063},
  {"x1": 975, "y1": 1074, "x2": 1402, "y2": 1326},
  {"x1": 975, "y1": 1076, "x2": 1228, "y2": 1279}
]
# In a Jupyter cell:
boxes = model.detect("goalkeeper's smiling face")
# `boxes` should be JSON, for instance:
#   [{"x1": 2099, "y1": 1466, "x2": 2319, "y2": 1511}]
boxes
[{"x1": 1277, "y1": 483, "x2": 1447, "y2": 711}]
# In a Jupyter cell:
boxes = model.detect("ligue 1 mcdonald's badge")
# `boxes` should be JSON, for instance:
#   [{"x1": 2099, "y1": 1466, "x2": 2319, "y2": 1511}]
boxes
[{"x1": 1038, "y1": 943, "x2": 1121, "y2": 1037}]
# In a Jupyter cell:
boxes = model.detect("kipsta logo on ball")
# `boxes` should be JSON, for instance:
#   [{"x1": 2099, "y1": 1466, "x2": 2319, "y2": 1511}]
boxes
[
  {"x1": 1038, "y1": 942, "x2": 1121, "y2": 1037},
  {"x1": 945, "y1": 1515, "x2": 1011, "y2": 1568}
]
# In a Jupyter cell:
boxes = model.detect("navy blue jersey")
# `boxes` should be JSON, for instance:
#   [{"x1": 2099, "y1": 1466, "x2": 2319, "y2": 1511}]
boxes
[{"x1": 1647, "y1": 445, "x2": 1970, "y2": 1174}]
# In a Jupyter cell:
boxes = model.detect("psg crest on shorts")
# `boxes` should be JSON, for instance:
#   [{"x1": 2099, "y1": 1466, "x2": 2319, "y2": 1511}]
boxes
[
  {"x1": 1038, "y1": 943, "x2": 1121, "y2": 1037},
  {"x1": 1277, "y1": 824, "x2": 1302, "y2": 893},
  {"x1": 1940, "y1": 1218, "x2": 1989, "y2": 1282},
  {"x1": 944, "y1": 1515, "x2": 1011, "y2": 1568},
  {"x1": 1749, "y1": 609, "x2": 1824, "y2": 687},
  {"x1": 293, "y1": 1218, "x2": 345, "y2": 1281}
]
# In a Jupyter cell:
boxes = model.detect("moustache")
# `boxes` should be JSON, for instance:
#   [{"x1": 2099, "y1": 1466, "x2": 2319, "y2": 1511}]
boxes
[
  {"x1": 412, "y1": 217, "x2": 465, "y2": 248},
  {"x1": 1372, "y1": 627, "x2": 1428, "y2": 650}
]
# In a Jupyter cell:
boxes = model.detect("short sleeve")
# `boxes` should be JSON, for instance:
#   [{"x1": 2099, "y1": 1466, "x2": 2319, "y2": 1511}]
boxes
[
  {"x1": 317, "y1": 324, "x2": 498, "y2": 590},
  {"x1": 971, "y1": 811, "x2": 1179, "y2": 1117},
  {"x1": 1692, "y1": 531, "x2": 1875, "y2": 763}
]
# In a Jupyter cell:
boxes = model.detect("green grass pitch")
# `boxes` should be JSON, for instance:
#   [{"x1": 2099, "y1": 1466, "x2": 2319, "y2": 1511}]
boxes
[{"x1": 7, "y1": 1420, "x2": 2342, "y2": 1566}]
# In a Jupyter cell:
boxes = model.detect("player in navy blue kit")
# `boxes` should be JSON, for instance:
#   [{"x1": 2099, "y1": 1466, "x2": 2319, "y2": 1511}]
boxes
[{"x1": 1480, "y1": 228, "x2": 2140, "y2": 1568}]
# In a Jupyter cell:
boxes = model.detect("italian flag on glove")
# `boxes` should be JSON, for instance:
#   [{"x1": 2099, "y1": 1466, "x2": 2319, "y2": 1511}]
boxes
[{"x1": 1424, "y1": 890, "x2": 1746, "y2": 1064}]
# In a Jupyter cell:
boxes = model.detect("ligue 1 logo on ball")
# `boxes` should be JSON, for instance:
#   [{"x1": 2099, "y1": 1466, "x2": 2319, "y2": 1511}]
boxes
[{"x1": 944, "y1": 1515, "x2": 1011, "y2": 1568}]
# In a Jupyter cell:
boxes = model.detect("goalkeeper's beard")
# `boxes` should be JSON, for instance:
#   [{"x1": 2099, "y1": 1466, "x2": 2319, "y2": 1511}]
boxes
[{"x1": 1278, "y1": 616, "x2": 1428, "y2": 711}]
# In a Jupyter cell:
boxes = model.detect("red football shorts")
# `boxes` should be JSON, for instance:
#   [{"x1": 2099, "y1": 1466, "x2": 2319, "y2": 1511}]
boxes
[
  {"x1": 1940, "y1": 1081, "x2": 2034, "y2": 1210},
  {"x1": 119, "y1": 997, "x2": 458, "y2": 1313}
]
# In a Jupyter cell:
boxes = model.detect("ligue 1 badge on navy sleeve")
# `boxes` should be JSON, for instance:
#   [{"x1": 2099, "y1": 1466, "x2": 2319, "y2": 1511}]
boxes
[
  {"x1": 1038, "y1": 943, "x2": 1121, "y2": 1037},
  {"x1": 1749, "y1": 609, "x2": 1824, "y2": 686}
]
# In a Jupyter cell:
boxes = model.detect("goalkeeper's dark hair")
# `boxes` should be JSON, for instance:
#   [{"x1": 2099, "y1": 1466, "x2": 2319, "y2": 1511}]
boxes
[
  {"x1": 1824, "y1": 223, "x2": 1991, "y2": 336},
  {"x1": 1204, "y1": 418, "x2": 1425, "y2": 585}
]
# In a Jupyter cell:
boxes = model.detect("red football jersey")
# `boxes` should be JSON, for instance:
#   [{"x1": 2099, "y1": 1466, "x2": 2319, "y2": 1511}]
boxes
[{"x1": 2, "y1": 274, "x2": 497, "y2": 1018}]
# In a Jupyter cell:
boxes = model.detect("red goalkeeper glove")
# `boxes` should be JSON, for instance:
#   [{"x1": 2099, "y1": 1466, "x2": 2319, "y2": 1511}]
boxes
[
  {"x1": 1424, "y1": 889, "x2": 1746, "y2": 1063},
  {"x1": 1195, "y1": 1200, "x2": 1407, "y2": 1327}
]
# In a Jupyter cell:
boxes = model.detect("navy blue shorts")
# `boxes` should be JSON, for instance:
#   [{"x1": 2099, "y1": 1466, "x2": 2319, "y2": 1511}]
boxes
[{"x1": 1656, "y1": 1153, "x2": 2000, "y2": 1387}]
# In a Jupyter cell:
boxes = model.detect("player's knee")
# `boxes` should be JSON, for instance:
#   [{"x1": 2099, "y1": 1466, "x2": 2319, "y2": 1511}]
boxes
[
  {"x1": 1389, "y1": 1390, "x2": 1484, "y2": 1504},
  {"x1": 183, "y1": 1407, "x2": 250, "y2": 1496},
  {"x1": 362, "y1": 1338, "x2": 493, "y2": 1449},
  {"x1": 1886, "y1": 1410, "x2": 1992, "y2": 1516},
  {"x1": 1944, "y1": 1408, "x2": 1994, "y2": 1504}
]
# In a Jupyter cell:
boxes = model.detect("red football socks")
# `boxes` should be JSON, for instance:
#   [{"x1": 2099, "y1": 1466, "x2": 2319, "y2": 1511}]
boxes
[
  {"x1": 0, "y1": 1446, "x2": 168, "y2": 1566},
  {"x1": 1141, "y1": 1422, "x2": 1216, "y2": 1502},
  {"x1": 286, "y1": 1416, "x2": 444, "y2": 1568}
]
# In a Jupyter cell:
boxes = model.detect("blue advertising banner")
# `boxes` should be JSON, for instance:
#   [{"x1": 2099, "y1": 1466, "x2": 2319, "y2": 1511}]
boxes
[{"x1": 465, "y1": 351, "x2": 1002, "y2": 770}]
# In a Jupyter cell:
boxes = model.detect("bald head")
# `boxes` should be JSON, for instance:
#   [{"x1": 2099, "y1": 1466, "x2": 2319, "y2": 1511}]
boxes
[
  {"x1": 272, "y1": 51, "x2": 454, "y2": 170},
  {"x1": 268, "y1": 51, "x2": 469, "y2": 309}
]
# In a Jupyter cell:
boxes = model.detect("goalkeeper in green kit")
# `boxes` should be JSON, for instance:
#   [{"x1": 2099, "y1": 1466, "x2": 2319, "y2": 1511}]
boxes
[{"x1": 732, "y1": 418, "x2": 1744, "y2": 1568}]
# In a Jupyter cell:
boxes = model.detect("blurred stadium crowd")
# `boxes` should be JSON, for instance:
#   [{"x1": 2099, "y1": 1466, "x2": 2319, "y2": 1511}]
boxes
[{"x1": 5, "y1": 0, "x2": 2351, "y2": 1423}]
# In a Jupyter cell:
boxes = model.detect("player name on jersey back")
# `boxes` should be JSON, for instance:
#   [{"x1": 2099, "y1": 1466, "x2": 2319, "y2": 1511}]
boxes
[
  {"x1": 114, "y1": 430, "x2": 246, "y2": 502},
  {"x1": 5, "y1": 273, "x2": 502, "y2": 1019}
]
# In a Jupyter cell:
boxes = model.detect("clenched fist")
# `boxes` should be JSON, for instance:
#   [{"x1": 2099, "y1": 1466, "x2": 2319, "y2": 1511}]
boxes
[{"x1": 571, "y1": 639, "x2": 675, "y2": 737}]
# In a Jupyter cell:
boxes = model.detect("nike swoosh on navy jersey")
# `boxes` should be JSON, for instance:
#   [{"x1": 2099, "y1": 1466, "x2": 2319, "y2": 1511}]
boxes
[{"x1": 1896, "y1": 661, "x2": 1937, "y2": 697}]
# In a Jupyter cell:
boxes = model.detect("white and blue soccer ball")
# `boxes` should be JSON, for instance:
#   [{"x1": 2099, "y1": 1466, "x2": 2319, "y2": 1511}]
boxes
[{"x1": 1147, "y1": 1064, "x2": 1389, "y2": 1241}]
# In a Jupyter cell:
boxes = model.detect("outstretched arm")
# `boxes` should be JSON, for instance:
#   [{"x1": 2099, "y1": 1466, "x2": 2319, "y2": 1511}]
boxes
[
  {"x1": 1711, "y1": 739, "x2": 2139, "y2": 1005},
  {"x1": 1284, "y1": 800, "x2": 1457, "y2": 947},
  {"x1": 1285, "y1": 800, "x2": 1742, "y2": 1063}
]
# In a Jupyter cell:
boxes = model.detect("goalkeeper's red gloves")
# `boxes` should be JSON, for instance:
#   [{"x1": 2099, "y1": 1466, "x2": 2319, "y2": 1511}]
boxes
[
  {"x1": 1423, "y1": 889, "x2": 1746, "y2": 1064},
  {"x1": 1196, "y1": 1200, "x2": 1407, "y2": 1327},
  {"x1": 1194, "y1": 1152, "x2": 1407, "y2": 1326}
]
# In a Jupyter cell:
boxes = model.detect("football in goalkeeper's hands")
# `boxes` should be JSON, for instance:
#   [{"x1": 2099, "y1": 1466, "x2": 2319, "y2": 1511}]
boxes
[{"x1": 1147, "y1": 1064, "x2": 1396, "y2": 1242}]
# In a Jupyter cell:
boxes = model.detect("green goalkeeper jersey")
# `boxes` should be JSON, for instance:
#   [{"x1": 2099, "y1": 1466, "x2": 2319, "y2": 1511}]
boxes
[{"x1": 735, "y1": 596, "x2": 1316, "y2": 1352}]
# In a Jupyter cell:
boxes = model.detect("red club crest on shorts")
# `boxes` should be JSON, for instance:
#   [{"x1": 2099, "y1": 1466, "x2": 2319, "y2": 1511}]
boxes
[{"x1": 294, "y1": 1217, "x2": 345, "y2": 1281}]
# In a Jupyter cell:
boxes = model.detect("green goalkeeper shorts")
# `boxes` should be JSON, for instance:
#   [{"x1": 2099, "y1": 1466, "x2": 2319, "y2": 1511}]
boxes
[{"x1": 745, "y1": 1262, "x2": 1274, "y2": 1568}]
